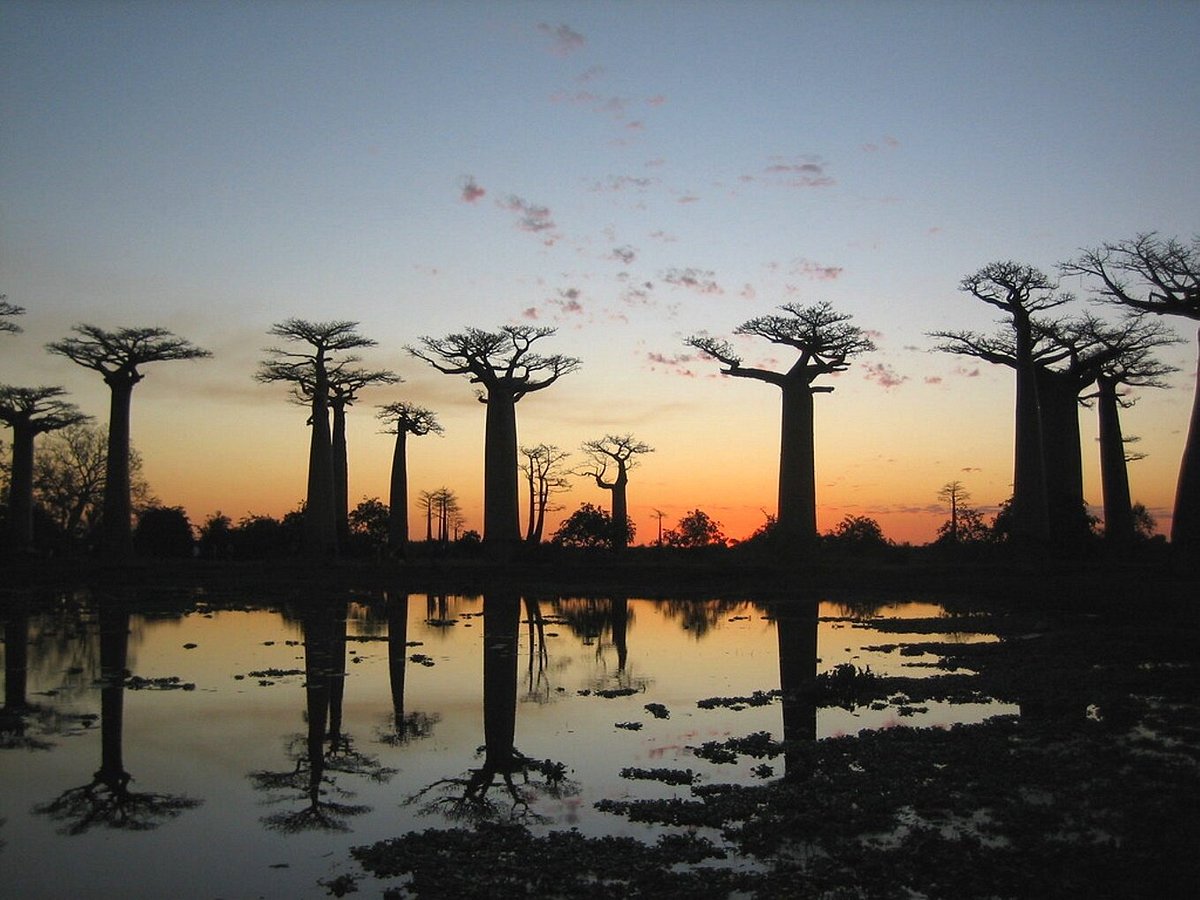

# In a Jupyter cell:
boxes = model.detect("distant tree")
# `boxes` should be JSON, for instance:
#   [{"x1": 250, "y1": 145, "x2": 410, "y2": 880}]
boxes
[
  {"x1": 409, "y1": 326, "x2": 580, "y2": 559},
  {"x1": 0, "y1": 386, "x2": 90, "y2": 553},
  {"x1": 256, "y1": 319, "x2": 376, "y2": 556},
  {"x1": 231, "y1": 513, "x2": 300, "y2": 559},
  {"x1": 953, "y1": 263, "x2": 1072, "y2": 547},
  {"x1": 0, "y1": 295, "x2": 25, "y2": 334},
  {"x1": 327, "y1": 368, "x2": 399, "y2": 546},
  {"x1": 418, "y1": 487, "x2": 463, "y2": 544},
  {"x1": 376, "y1": 402, "x2": 442, "y2": 556},
  {"x1": 46, "y1": 325, "x2": 210, "y2": 556},
  {"x1": 688, "y1": 303, "x2": 874, "y2": 551},
  {"x1": 663, "y1": 509, "x2": 726, "y2": 549},
  {"x1": 551, "y1": 502, "x2": 631, "y2": 549},
  {"x1": 133, "y1": 506, "x2": 194, "y2": 558},
  {"x1": 936, "y1": 481, "x2": 970, "y2": 544},
  {"x1": 577, "y1": 434, "x2": 652, "y2": 550},
  {"x1": 519, "y1": 443, "x2": 571, "y2": 544},
  {"x1": 1062, "y1": 234, "x2": 1200, "y2": 556},
  {"x1": 347, "y1": 496, "x2": 390, "y2": 555},
  {"x1": 1131, "y1": 503, "x2": 1157, "y2": 542},
  {"x1": 934, "y1": 506, "x2": 992, "y2": 546},
  {"x1": 198, "y1": 511, "x2": 234, "y2": 559},
  {"x1": 826, "y1": 514, "x2": 890, "y2": 550},
  {"x1": 33, "y1": 424, "x2": 155, "y2": 547}
]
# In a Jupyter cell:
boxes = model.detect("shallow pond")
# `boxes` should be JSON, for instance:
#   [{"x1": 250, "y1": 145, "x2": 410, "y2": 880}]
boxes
[{"x1": 2, "y1": 590, "x2": 1017, "y2": 897}]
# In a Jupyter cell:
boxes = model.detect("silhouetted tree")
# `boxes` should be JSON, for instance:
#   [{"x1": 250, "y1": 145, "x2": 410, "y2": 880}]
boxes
[
  {"x1": 1085, "y1": 317, "x2": 1178, "y2": 548},
  {"x1": 551, "y1": 502, "x2": 632, "y2": 549},
  {"x1": 663, "y1": 509, "x2": 726, "y2": 548},
  {"x1": 409, "y1": 326, "x2": 580, "y2": 559},
  {"x1": 578, "y1": 434, "x2": 652, "y2": 550},
  {"x1": 826, "y1": 514, "x2": 890, "y2": 550},
  {"x1": 1062, "y1": 234, "x2": 1200, "y2": 556},
  {"x1": 0, "y1": 386, "x2": 90, "y2": 553},
  {"x1": 954, "y1": 264, "x2": 1071, "y2": 547},
  {"x1": 256, "y1": 319, "x2": 376, "y2": 556},
  {"x1": 419, "y1": 487, "x2": 463, "y2": 543},
  {"x1": 0, "y1": 295, "x2": 24, "y2": 333},
  {"x1": 688, "y1": 303, "x2": 874, "y2": 551},
  {"x1": 328, "y1": 368, "x2": 399, "y2": 546},
  {"x1": 376, "y1": 402, "x2": 442, "y2": 556},
  {"x1": 46, "y1": 325, "x2": 210, "y2": 556},
  {"x1": 347, "y1": 496, "x2": 389, "y2": 554},
  {"x1": 936, "y1": 481, "x2": 970, "y2": 544},
  {"x1": 519, "y1": 443, "x2": 571, "y2": 544},
  {"x1": 378, "y1": 593, "x2": 438, "y2": 746},
  {"x1": 32, "y1": 423, "x2": 155, "y2": 547},
  {"x1": 197, "y1": 511, "x2": 234, "y2": 559},
  {"x1": 133, "y1": 506, "x2": 194, "y2": 558}
]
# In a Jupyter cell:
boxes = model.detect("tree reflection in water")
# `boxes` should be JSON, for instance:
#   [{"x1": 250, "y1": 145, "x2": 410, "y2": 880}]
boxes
[
  {"x1": 769, "y1": 599, "x2": 820, "y2": 779},
  {"x1": 376, "y1": 591, "x2": 438, "y2": 746},
  {"x1": 249, "y1": 599, "x2": 394, "y2": 833},
  {"x1": 407, "y1": 591, "x2": 577, "y2": 824},
  {"x1": 552, "y1": 596, "x2": 643, "y2": 694},
  {"x1": 33, "y1": 600, "x2": 201, "y2": 834}
]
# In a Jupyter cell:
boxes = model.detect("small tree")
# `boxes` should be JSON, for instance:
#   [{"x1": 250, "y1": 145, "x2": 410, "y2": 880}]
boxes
[
  {"x1": 519, "y1": 443, "x2": 571, "y2": 544},
  {"x1": 347, "y1": 497, "x2": 390, "y2": 555},
  {"x1": 551, "y1": 502, "x2": 629, "y2": 549},
  {"x1": 826, "y1": 514, "x2": 890, "y2": 550},
  {"x1": 46, "y1": 325, "x2": 210, "y2": 556},
  {"x1": 198, "y1": 512, "x2": 234, "y2": 559},
  {"x1": 936, "y1": 481, "x2": 970, "y2": 544},
  {"x1": 663, "y1": 509, "x2": 726, "y2": 548},
  {"x1": 577, "y1": 434, "x2": 652, "y2": 550},
  {"x1": 376, "y1": 402, "x2": 442, "y2": 556},
  {"x1": 133, "y1": 506, "x2": 195, "y2": 558}
]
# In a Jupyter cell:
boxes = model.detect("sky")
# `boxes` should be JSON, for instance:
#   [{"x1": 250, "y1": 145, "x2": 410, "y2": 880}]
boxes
[{"x1": 2, "y1": 0, "x2": 1198, "y2": 544}]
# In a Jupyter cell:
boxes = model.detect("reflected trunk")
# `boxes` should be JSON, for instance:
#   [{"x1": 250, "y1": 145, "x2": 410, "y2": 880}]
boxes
[{"x1": 773, "y1": 601, "x2": 819, "y2": 779}]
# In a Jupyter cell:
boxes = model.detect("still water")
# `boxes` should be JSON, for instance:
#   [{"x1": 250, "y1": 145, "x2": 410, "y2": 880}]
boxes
[{"x1": 1, "y1": 591, "x2": 1008, "y2": 898}]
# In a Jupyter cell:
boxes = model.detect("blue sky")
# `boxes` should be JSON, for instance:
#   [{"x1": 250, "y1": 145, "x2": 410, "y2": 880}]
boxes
[{"x1": 2, "y1": 1, "x2": 1198, "y2": 541}]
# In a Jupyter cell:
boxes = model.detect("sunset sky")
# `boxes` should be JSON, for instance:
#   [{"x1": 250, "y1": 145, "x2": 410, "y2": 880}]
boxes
[{"x1": 2, "y1": 1, "x2": 1198, "y2": 544}]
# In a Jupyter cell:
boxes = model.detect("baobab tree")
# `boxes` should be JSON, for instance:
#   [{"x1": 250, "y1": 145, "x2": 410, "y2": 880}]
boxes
[
  {"x1": 327, "y1": 368, "x2": 398, "y2": 546},
  {"x1": 256, "y1": 320, "x2": 376, "y2": 555},
  {"x1": 1062, "y1": 234, "x2": 1200, "y2": 556},
  {"x1": 687, "y1": 302, "x2": 874, "y2": 550},
  {"x1": 0, "y1": 386, "x2": 90, "y2": 552},
  {"x1": 955, "y1": 263, "x2": 1072, "y2": 547},
  {"x1": 408, "y1": 326, "x2": 580, "y2": 558},
  {"x1": 1, "y1": 295, "x2": 24, "y2": 333},
  {"x1": 1085, "y1": 317, "x2": 1179, "y2": 548},
  {"x1": 46, "y1": 325, "x2": 210, "y2": 556},
  {"x1": 376, "y1": 402, "x2": 442, "y2": 555},
  {"x1": 577, "y1": 434, "x2": 652, "y2": 550},
  {"x1": 519, "y1": 443, "x2": 571, "y2": 544}
]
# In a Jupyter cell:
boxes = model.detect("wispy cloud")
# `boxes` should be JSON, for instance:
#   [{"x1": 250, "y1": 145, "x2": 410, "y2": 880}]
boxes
[
  {"x1": 588, "y1": 174, "x2": 656, "y2": 193},
  {"x1": 862, "y1": 135, "x2": 900, "y2": 153},
  {"x1": 610, "y1": 245, "x2": 637, "y2": 264},
  {"x1": 459, "y1": 175, "x2": 486, "y2": 204},
  {"x1": 661, "y1": 267, "x2": 722, "y2": 295},
  {"x1": 646, "y1": 351, "x2": 698, "y2": 377},
  {"x1": 952, "y1": 366, "x2": 981, "y2": 378},
  {"x1": 864, "y1": 363, "x2": 909, "y2": 389},
  {"x1": 754, "y1": 155, "x2": 835, "y2": 188},
  {"x1": 537, "y1": 22, "x2": 585, "y2": 56},
  {"x1": 498, "y1": 194, "x2": 555, "y2": 236},
  {"x1": 790, "y1": 258, "x2": 844, "y2": 281},
  {"x1": 924, "y1": 375, "x2": 943, "y2": 384}
]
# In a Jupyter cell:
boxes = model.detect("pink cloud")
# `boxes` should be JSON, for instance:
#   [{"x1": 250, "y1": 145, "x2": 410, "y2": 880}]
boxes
[
  {"x1": 864, "y1": 363, "x2": 909, "y2": 390},
  {"x1": 758, "y1": 155, "x2": 835, "y2": 188},
  {"x1": 538, "y1": 22, "x2": 585, "y2": 56},
  {"x1": 522, "y1": 307, "x2": 539, "y2": 320},
  {"x1": 460, "y1": 175, "x2": 486, "y2": 203},
  {"x1": 499, "y1": 194, "x2": 555, "y2": 234},
  {"x1": 791, "y1": 258, "x2": 844, "y2": 281},
  {"x1": 924, "y1": 375, "x2": 943, "y2": 384},
  {"x1": 661, "y1": 267, "x2": 722, "y2": 295},
  {"x1": 953, "y1": 366, "x2": 981, "y2": 378},
  {"x1": 740, "y1": 284, "x2": 757, "y2": 301},
  {"x1": 646, "y1": 95, "x2": 668, "y2": 107}
]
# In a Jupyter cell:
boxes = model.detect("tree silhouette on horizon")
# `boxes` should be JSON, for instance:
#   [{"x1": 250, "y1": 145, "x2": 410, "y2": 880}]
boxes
[
  {"x1": 688, "y1": 302, "x2": 874, "y2": 551},
  {"x1": 1062, "y1": 234, "x2": 1200, "y2": 558},
  {"x1": 578, "y1": 434, "x2": 652, "y2": 550},
  {"x1": 519, "y1": 443, "x2": 571, "y2": 544},
  {"x1": 409, "y1": 326, "x2": 580, "y2": 559},
  {"x1": 46, "y1": 325, "x2": 210, "y2": 557},
  {"x1": 0, "y1": 295, "x2": 24, "y2": 334},
  {"x1": 256, "y1": 319, "x2": 376, "y2": 556},
  {"x1": 0, "y1": 386, "x2": 91, "y2": 553},
  {"x1": 376, "y1": 401, "x2": 442, "y2": 556}
]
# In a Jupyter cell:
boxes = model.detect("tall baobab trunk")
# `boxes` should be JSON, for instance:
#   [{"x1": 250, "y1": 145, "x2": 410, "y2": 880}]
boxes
[
  {"x1": 388, "y1": 431, "x2": 409, "y2": 555},
  {"x1": 97, "y1": 602, "x2": 131, "y2": 792},
  {"x1": 331, "y1": 402, "x2": 350, "y2": 550},
  {"x1": 483, "y1": 389, "x2": 521, "y2": 556},
  {"x1": 304, "y1": 380, "x2": 337, "y2": 555},
  {"x1": 1173, "y1": 328, "x2": 1200, "y2": 557},
  {"x1": 778, "y1": 385, "x2": 818, "y2": 547},
  {"x1": 387, "y1": 594, "x2": 409, "y2": 734},
  {"x1": 1011, "y1": 315, "x2": 1051, "y2": 545},
  {"x1": 1036, "y1": 370, "x2": 1087, "y2": 546},
  {"x1": 774, "y1": 599, "x2": 819, "y2": 779},
  {"x1": 101, "y1": 377, "x2": 136, "y2": 557},
  {"x1": 1096, "y1": 376, "x2": 1134, "y2": 548},
  {"x1": 610, "y1": 472, "x2": 630, "y2": 550},
  {"x1": 482, "y1": 592, "x2": 520, "y2": 776},
  {"x1": 7, "y1": 422, "x2": 35, "y2": 552}
]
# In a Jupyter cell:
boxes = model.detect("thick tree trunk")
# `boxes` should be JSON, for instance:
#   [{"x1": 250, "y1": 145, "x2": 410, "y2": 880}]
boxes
[
  {"x1": 97, "y1": 603, "x2": 130, "y2": 790},
  {"x1": 7, "y1": 422, "x2": 35, "y2": 552},
  {"x1": 532, "y1": 482, "x2": 548, "y2": 543},
  {"x1": 777, "y1": 384, "x2": 818, "y2": 549},
  {"x1": 304, "y1": 387, "x2": 337, "y2": 556},
  {"x1": 774, "y1": 599, "x2": 819, "y2": 780},
  {"x1": 1011, "y1": 316, "x2": 1050, "y2": 546},
  {"x1": 387, "y1": 594, "x2": 409, "y2": 734},
  {"x1": 301, "y1": 604, "x2": 333, "y2": 810},
  {"x1": 1037, "y1": 370, "x2": 1088, "y2": 547},
  {"x1": 388, "y1": 431, "x2": 408, "y2": 556},
  {"x1": 1096, "y1": 377, "x2": 1134, "y2": 548},
  {"x1": 524, "y1": 464, "x2": 537, "y2": 542},
  {"x1": 611, "y1": 470, "x2": 629, "y2": 550},
  {"x1": 101, "y1": 379, "x2": 135, "y2": 558},
  {"x1": 483, "y1": 390, "x2": 521, "y2": 557},
  {"x1": 1171, "y1": 329, "x2": 1200, "y2": 562},
  {"x1": 482, "y1": 592, "x2": 520, "y2": 775},
  {"x1": 331, "y1": 403, "x2": 349, "y2": 550}
]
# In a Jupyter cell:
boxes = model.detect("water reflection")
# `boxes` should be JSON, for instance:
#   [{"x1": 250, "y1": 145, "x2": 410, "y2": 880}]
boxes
[
  {"x1": 378, "y1": 591, "x2": 438, "y2": 745},
  {"x1": 32, "y1": 600, "x2": 202, "y2": 834},
  {"x1": 249, "y1": 599, "x2": 394, "y2": 833},
  {"x1": 770, "y1": 599, "x2": 819, "y2": 778}
]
